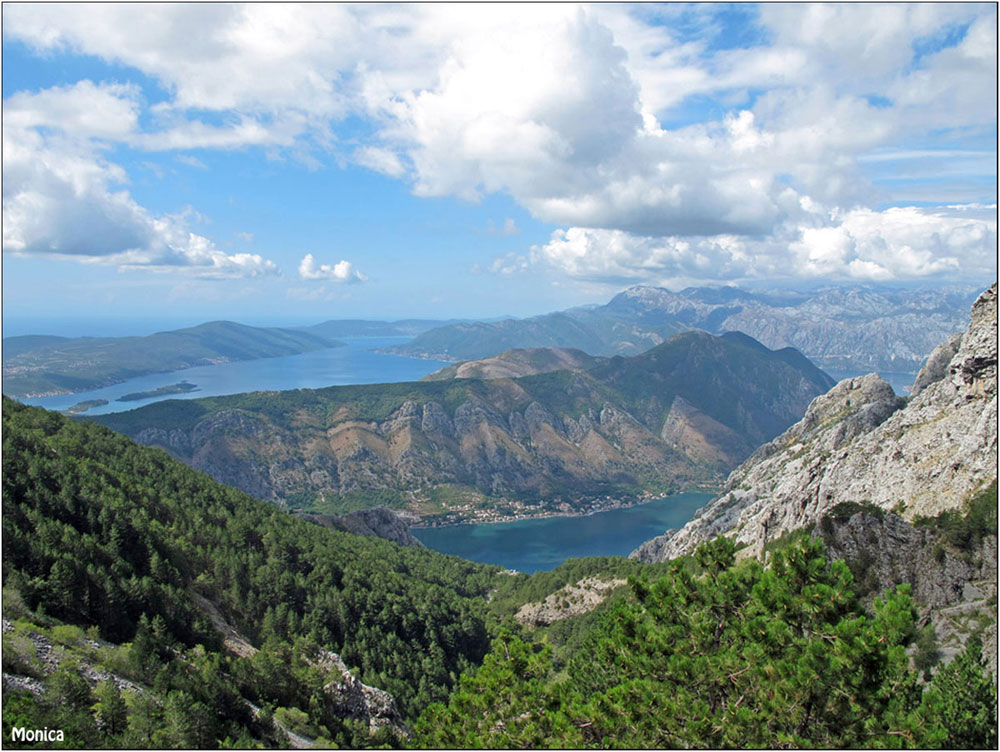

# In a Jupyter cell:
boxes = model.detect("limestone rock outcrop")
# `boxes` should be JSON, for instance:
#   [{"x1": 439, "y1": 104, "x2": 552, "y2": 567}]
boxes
[
  {"x1": 817, "y1": 509, "x2": 997, "y2": 676},
  {"x1": 312, "y1": 649, "x2": 404, "y2": 735},
  {"x1": 297, "y1": 506, "x2": 425, "y2": 548},
  {"x1": 633, "y1": 283, "x2": 997, "y2": 563}
]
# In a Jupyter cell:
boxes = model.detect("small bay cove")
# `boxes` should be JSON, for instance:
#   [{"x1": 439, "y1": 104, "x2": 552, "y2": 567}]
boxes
[{"x1": 412, "y1": 491, "x2": 714, "y2": 573}]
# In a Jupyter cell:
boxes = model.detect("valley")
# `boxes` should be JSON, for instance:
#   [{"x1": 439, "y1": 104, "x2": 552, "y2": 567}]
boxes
[
  {"x1": 411, "y1": 491, "x2": 714, "y2": 572},
  {"x1": 4, "y1": 287, "x2": 996, "y2": 749}
]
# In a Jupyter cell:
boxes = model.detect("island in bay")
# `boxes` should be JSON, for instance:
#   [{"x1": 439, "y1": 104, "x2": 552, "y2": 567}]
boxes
[
  {"x1": 116, "y1": 381, "x2": 200, "y2": 402},
  {"x1": 63, "y1": 398, "x2": 109, "y2": 414}
]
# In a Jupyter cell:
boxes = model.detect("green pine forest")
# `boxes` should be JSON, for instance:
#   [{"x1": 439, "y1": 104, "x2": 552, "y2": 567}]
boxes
[{"x1": 2, "y1": 397, "x2": 996, "y2": 748}]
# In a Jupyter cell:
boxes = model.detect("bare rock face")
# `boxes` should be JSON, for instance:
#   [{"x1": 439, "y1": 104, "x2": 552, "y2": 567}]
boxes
[
  {"x1": 911, "y1": 333, "x2": 963, "y2": 397},
  {"x1": 514, "y1": 578, "x2": 627, "y2": 627},
  {"x1": 312, "y1": 649, "x2": 404, "y2": 735},
  {"x1": 817, "y1": 511, "x2": 997, "y2": 675},
  {"x1": 297, "y1": 506, "x2": 425, "y2": 548},
  {"x1": 634, "y1": 283, "x2": 998, "y2": 562}
]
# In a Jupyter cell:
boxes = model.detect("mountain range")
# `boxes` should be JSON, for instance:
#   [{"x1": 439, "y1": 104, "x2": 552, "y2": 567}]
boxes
[
  {"x1": 87, "y1": 330, "x2": 834, "y2": 520},
  {"x1": 633, "y1": 282, "x2": 997, "y2": 560},
  {"x1": 387, "y1": 284, "x2": 982, "y2": 375},
  {"x1": 3, "y1": 286, "x2": 995, "y2": 748}
]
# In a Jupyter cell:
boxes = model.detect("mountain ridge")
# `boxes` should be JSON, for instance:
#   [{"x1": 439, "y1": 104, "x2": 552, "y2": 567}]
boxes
[
  {"x1": 387, "y1": 283, "x2": 982, "y2": 375},
  {"x1": 86, "y1": 330, "x2": 834, "y2": 521}
]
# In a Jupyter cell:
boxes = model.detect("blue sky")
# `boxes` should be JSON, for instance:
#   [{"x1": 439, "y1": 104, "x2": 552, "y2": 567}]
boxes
[{"x1": 2, "y1": 3, "x2": 996, "y2": 334}]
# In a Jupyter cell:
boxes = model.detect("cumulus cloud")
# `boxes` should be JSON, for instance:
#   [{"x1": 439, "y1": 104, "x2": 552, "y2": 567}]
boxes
[
  {"x1": 353, "y1": 146, "x2": 407, "y2": 177},
  {"x1": 3, "y1": 3, "x2": 995, "y2": 286},
  {"x1": 2, "y1": 81, "x2": 280, "y2": 278},
  {"x1": 532, "y1": 204, "x2": 996, "y2": 286},
  {"x1": 298, "y1": 254, "x2": 367, "y2": 283}
]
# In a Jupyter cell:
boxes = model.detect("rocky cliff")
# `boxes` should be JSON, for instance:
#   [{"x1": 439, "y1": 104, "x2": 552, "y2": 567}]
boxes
[
  {"x1": 296, "y1": 507, "x2": 425, "y2": 547},
  {"x1": 816, "y1": 507, "x2": 997, "y2": 676},
  {"x1": 633, "y1": 282, "x2": 997, "y2": 562}
]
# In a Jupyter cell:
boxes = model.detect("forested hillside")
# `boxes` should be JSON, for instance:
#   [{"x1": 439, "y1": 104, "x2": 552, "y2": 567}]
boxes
[
  {"x1": 2, "y1": 398, "x2": 500, "y2": 746},
  {"x1": 3, "y1": 398, "x2": 996, "y2": 748},
  {"x1": 415, "y1": 537, "x2": 997, "y2": 749}
]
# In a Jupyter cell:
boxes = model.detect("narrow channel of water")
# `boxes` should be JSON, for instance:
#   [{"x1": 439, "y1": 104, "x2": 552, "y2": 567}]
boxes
[
  {"x1": 412, "y1": 492, "x2": 715, "y2": 573},
  {"x1": 18, "y1": 337, "x2": 451, "y2": 415}
]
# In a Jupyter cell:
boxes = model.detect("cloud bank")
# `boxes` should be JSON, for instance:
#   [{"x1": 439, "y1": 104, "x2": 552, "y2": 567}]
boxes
[
  {"x1": 2, "y1": 81, "x2": 279, "y2": 278},
  {"x1": 3, "y1": 3, "x2": 996, "y2": 286}
]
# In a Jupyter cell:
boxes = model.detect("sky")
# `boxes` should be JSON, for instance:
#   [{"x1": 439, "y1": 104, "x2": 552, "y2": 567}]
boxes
[{"x1": 2, "y1": 2, "x2": 997, "y2": 334}]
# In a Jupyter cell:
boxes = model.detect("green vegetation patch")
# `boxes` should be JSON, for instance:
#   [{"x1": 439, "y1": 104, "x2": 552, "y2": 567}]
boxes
[
  {"x1": 914, "y1": 479, "x2": 998, "y2": 552},
  {"x1": 117, "y1": 381, "x2": 199, "y2": 402},
  {"x1": 289, "y1": 487, "x2": 407, "y2": 515},
  {"x1": 3, "y1": 397, "x2": 506, "y2": 746},
  {"x1": 826, "y1": 499, "x2": 887, "y2": 522},
  {"x1": 414, "y1": 537, "x2": 997, "y2": 749}
]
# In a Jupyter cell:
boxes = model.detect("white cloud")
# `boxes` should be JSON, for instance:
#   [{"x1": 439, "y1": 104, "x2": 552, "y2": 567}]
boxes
[
  {"x1": 3, "y1": 3, "x2": 995, "y2": 286},
  {"x1": 176, "y1": 154, "x2": 208, "y2": 169},
  {"x1": 353, "y1": 146, "x2": 407, "y2": 177},
  {"x1": 489, "y1": 252, "x2": 530, "y2": 276},
  {"x1": 2, "y1": 81, "x2": 280, "y2": 278},
  {"x1": 532, "y1": 204, "x2": 996, "y2": 286},
  {"x1": 298, "y1": 253, "x2": 367, "y2": 283},
  {"x1": 2, "y1": 79, "x2": 140, "y2": 140}
]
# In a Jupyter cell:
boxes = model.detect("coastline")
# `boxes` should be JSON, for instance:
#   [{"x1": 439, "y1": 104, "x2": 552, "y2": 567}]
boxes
[{"x1": 408, "y1": 486, "x2": 720, "y2": 529}]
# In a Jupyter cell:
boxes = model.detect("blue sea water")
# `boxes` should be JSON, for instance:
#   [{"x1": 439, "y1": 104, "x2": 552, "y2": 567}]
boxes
[
  {"x1": 412, "y1": 492, "x2": 715, "y2": 573},
  {"x1": 17, "y1": 337, "x2": 452, "y2": 416}
]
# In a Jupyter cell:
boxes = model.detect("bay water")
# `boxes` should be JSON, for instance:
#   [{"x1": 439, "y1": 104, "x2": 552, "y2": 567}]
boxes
[
  {"x1": 412, "y1": 492, "x2": 715, "y2": 572},
  {"x1": 18, "y1": 337, "x2": 452, "y2": 416}
]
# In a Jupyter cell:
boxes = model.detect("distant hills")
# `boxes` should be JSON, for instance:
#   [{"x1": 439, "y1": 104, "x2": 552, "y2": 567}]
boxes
[
  {"x1": 387, "y1": 284, "x2": 983, "y2": 374},
  {"x1": 2, "y1": 321, "x2": 343, "y2": 398},
  {"x1": 1, "y1": 318, "x2": 463, "y2": 399},
  {"x1": 89, "y1": 330, "x2": 834, "y2": 519},
  {"x1": 5, "y1": 284, "x2": 980, "y2": 400}
]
